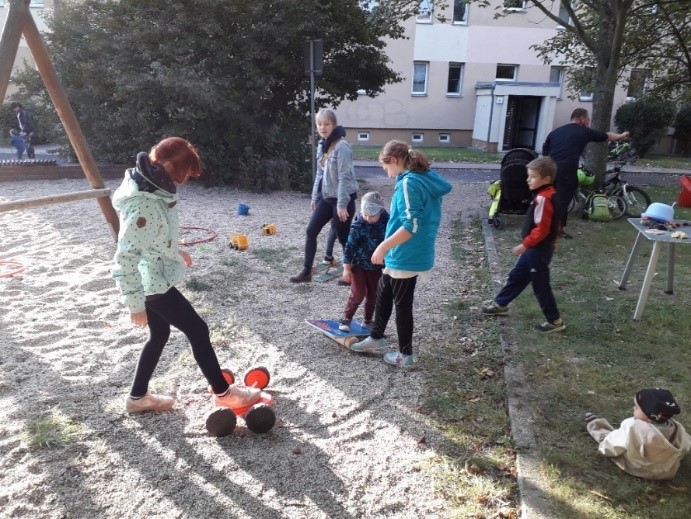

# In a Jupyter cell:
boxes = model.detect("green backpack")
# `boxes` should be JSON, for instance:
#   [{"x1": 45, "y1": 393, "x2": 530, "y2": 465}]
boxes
[{"x1": 586, "y1": 193, "x2": 612, "y2": 222}]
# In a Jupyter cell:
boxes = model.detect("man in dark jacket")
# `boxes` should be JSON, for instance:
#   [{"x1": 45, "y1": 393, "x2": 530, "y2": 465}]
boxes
[
  {"x1": 542, "y1": 108, "x2": 629, "y2": 238},
  {"x1": 10, "y1": 102, "x2": 36, "y2": 159}
]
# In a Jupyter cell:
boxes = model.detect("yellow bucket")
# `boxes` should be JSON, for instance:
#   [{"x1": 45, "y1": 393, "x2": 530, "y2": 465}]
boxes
[
  {"x1": 261, "y1": 223, "x2": 277, "y2": 236},
  {"x1": 229, "y1": 234, "x2": 249, "y2": 250}
]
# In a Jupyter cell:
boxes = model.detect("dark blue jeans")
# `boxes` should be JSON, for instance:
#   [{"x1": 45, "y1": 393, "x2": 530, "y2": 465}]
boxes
[{"x1": 495, "y1": 247, "x2": 560, "y2": 322}]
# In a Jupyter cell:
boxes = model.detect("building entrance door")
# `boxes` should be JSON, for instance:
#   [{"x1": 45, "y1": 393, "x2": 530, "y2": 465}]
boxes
[{"x1": 502, "y1": 96, "x2": 541, "y2": 150}]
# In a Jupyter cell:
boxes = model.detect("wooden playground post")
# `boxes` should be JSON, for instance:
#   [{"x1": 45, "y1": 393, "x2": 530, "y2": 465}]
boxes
[{"x1": 0, "y1": 0, "x2": 120, "y2": 238}]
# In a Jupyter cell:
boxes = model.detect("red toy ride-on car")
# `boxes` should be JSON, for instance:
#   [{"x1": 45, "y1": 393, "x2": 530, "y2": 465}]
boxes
[{"x1": 206, "y1": 367, "x2": 275, "y2": 437}]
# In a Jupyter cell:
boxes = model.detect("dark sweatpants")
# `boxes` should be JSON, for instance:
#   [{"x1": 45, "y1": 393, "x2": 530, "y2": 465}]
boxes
[
  {"x1": 130, "y1": 287, "x2": 229, "y2": 397},
  {"x1": 343, "y1": 268, "x2": 382, "y2": 322},
  {"x1": 494, "y1": 247, "x2": 560, "y2": 322}
]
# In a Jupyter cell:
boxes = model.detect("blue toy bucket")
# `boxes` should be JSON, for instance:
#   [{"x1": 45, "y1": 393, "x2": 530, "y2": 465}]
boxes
[{"x1": 237, "y1": 203, "x2": 250, "y2": 216}]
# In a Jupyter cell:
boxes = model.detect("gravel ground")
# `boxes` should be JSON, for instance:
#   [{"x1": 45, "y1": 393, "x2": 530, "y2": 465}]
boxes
[{"x1": 0, "y1": 174, "x2": 490, "y2": 518}]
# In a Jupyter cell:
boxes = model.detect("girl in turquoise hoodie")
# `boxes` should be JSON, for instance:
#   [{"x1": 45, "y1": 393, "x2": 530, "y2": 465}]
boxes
[
  {"x1": 351, "y1": 140, "x2": 452, "y2": 367},
  {"x1": 112, "y1": 137, "x2": 261, "y2": 413}
]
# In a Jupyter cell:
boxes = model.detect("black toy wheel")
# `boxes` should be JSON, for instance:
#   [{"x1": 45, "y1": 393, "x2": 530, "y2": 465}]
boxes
[
  {"x1": 492, "y1": 216, "x2": 504, "y2": 230},
  {"x1": 245, "y1": 404, "x2": 276, "y2": 434},
  {"x1": 206, "y1": 408, "x2": 237, "y2": 437},
  {"x1": 244, "y1": 367, "x2": 270, "y2": 389},
  {"x1": 221, "y1": 368, "x2": 235, "y2": 386}
]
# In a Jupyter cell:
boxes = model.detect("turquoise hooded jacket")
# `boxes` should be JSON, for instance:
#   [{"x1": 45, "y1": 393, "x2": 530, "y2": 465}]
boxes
[
  {"x1": 384, "y1": 169, "x2": 452, "y2": 272},
  {"x1": 111, "y1": 171, "x2": 184, "y2": 313}
]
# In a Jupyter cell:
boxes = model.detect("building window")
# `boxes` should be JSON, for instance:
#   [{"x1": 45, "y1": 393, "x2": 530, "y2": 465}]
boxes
[
  {"x1": 30, "y1": 0, "x2": 45, "y2": 6},
  {"x1": 412, "y1": 62, "x2": 429, "y2": 95},
  {"x1": 579, "y1": 91, "x2": 594, "y2": 102},
  {"x1": 357, "y1": 132, "x2": 370, "y2": 142},
  {"x1": 412, "y1": 133, "x2": 424, "y2": 144},
  {"x1": 550, "y1": 66, "x2": 565, "y2": 99},
  {"x1": 453, "y1": 0, "x2": 469, "y2": 24},
  {"x1": 496, "y1": 64, "x2": 517, "y2": 82},
  {"x1": 504, "y1": 0, "x2": 526, "y2": 11},
  {"x1": 447, "y1": 63, "x2": 464, "y2": 95},
  {"x1": 439, "y1": 134, "x2": 451, "y2": 144},
  {"x1": 417, "y1": 0, "x2": 432, "y2": 23},
  {"x1": 549, "y1": 66, "x2": 564, "y2": 84},
  {"x1": 627, "y1": 69, "x2": 647, "y2": 98}
]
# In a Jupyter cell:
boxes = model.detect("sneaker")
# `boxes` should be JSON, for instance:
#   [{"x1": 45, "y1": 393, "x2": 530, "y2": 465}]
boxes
[
  {"x1": 482, "y1": 303, "x2": 509, "y2": 315},
  {"x1": 125, "y1": 392, "x2": 175, "y2": 413},
  {"x1": 536, "y1": 319, "x2": 566, "y2": 333},
  {"x1": 560, "y1": 231, "x2": 574, "y2": 239},
  {"x1": 338, "y1": 318, "x2": 352, "y2": 332},
  {"x1": 383, "y1": 351, "x2": 415, "y2": 368},
  {"x1": 289, "y1": 268, "x2": 312, "y2": 283},
  {"x1": 320, "y1": 256, "x2": 336, "y2": 267},
  {"x1": 337, "y1": 279, "x2": 351, "y2": 286},
  {"x1": 213, "y1": 385, "x2": 262, "y2": 409},
  {"x1": 363, "y1": 319, "x2": 374, "y2": 329},
  {"x1": 350, "y1": 336, "x2": 387, "y2": 354}
]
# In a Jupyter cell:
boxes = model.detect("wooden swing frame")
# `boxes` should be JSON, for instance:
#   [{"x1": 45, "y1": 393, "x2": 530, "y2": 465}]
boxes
[{"x1": 0, "y1": 0, "x2": 119, "y2": 237}]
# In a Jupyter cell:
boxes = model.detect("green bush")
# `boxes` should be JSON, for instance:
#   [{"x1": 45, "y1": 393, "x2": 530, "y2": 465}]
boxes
[
  {"x1": 673, "y1": 105, "x2": 691, "y2": 157},
  {"x1": 614, "y1": 98, "x2": 675, "y2": 157}
]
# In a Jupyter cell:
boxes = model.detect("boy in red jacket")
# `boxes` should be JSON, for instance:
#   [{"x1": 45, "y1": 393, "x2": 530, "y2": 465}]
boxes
[{"x1": 483, "y1": 156, "x2": 565, "y2": 333}]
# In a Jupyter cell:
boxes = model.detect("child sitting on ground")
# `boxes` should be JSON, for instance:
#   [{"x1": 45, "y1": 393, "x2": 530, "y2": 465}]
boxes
[
  {"x1": 586, "y1": 388, "x2": 691, "y2": 480},
  {"x1": 338, "y1": 191, "x2": 389, "y2": 332},
  {"x1": 482, "y1": 156, "x2": 565, "y2": 333}
]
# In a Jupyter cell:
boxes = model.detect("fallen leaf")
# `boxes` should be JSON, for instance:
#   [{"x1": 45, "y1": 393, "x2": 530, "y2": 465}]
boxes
[
  {"x1": 417, "y1": 436, "x2": 426, "y2": 444},
  {"x1": 667, "y1": 484, "x2": 688, "y2": 493},
  {"x1": 589, "y1": 490, "x2": 612, "y2": 501},
  {"x1": 293, "y1": 447, "x2": 302, "y2": 455}
]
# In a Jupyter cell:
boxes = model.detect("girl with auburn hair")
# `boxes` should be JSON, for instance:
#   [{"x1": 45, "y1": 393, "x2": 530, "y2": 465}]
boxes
[
  {"x1": 112, "y1": 137, "x2": 261, "y2": 414},
  {"x1": 351, "y1": 140, "x2": 452, "y2": 368}
]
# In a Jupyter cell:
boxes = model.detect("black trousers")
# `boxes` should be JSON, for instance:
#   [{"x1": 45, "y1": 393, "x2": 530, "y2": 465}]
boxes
[
  {"x1": 554, "y1": 163, "x2": 578, "y2": 228},
  {"x1": 370, "y1": 274, "x2": 417, "y2": 356},
  {"x1": 130, "y1": 287, "x2": 229, "y2": 397},
  {"x1": 303, "y1": 194, "x2": 356, "y2": 269}
]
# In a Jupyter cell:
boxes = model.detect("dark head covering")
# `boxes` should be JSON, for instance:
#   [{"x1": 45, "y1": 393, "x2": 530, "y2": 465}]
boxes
[
  {"x1": 129, "y1": 152, "x2": 176, "y2": 194},
  {"x1": 636, "y1": 388, "x2": 681, "y2": 423}
]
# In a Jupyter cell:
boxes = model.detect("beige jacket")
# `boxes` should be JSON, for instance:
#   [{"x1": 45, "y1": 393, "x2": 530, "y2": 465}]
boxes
[{"x1": 588, "y1": 417, "x2": 691, "y2": 480}]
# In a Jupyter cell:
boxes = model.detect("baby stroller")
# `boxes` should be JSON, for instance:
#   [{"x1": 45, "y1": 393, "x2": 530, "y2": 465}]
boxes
[{"x1": 487, "y1": 148, "x2": 537, "y2": 229}]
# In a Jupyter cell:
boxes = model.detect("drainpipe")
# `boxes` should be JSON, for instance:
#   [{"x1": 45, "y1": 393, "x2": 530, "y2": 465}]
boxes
[{"x1": 486, "y1": 83, "x2": 496, "y2": 151}]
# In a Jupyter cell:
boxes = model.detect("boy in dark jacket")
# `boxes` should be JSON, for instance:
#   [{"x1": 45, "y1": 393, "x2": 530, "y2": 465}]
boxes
[
  {"x1": 339, "y1": 191, "x2": 389, "y2": 331},
  {"x1": 483, "y1": 156, "x2": 565, "y2": 333}
]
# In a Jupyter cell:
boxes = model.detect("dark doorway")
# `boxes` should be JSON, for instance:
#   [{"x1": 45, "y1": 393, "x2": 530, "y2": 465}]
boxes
[{"x1": 502, "y1": 96, "x2": 541, "y2": 150}]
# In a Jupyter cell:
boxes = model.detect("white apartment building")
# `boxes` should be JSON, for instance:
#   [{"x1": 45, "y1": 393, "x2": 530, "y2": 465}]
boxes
[
  {"x1": 337, "y1": 1, "x2": 636, "y2": 152},
  {"x1": 1, "y1": 0, "x2": 53, "y2": 99}
]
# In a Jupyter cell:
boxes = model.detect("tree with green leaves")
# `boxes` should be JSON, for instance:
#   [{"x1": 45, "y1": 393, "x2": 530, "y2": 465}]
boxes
[{"x1": 13, "y1": 0, "x2": 407, "y2": 190}]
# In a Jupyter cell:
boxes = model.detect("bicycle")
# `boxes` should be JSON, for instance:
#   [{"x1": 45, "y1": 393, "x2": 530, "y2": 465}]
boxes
[
  {"x1": 601, "y1": 163, "x2": 651, "y2": 217},
  {"x1": 608, "y1": 141, "x2": 639, "y2": 165},
  {"x1": 568, "y1": 169, "x2": 628, "y2": 220}
]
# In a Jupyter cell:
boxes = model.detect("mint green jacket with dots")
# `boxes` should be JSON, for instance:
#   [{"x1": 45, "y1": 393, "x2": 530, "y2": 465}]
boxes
[{"x1": 112, "y1": 173, "x2": 184, "y2": 313}]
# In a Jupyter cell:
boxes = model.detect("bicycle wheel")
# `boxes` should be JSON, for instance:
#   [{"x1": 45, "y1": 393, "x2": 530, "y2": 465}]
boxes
[
  {"x1": 607, "y1": 194, "x2": 627, "y2": 220},
  {"x1": 622, "y1": 185, "x2": 651, "y2": 217}
]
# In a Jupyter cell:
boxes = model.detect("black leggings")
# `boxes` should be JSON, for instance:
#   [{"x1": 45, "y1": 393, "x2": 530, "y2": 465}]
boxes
[
  {"x1": 303, "y1": 195, "x2": 356, "y2": 269},
  {"x1": 370, "y1": 274, "x2": 418, "y2": 356},
  {"x1": 130, "y1": 287, "x2": 229, "y2": 397}
]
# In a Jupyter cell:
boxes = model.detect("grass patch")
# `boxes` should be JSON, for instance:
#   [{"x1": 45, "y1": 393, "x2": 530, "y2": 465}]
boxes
[
  {"x1": 352, "y1": 146, "x2": 503, "y2": 164},
  {"x1": 485, "y1": 186, "x2": 691, "y2": 518},
  {"x1": 422, "y1": 214, "x2": 519, "y2": 518},
  {"x1": 351, "y1": 146, "x2": 691, "y2": 171},
  {"x1": 24, "y1": 411, "x2": 83, "y2": 449}
]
